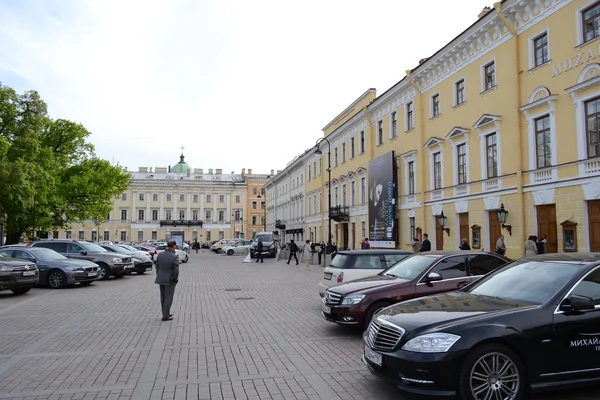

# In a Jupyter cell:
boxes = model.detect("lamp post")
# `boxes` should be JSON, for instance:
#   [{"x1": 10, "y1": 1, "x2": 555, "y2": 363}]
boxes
[
  {"x1": 257, "y1": 195, "x2": 267, "y2": 231},
  {"x1": 437, "y1": 211, "x2": 450, "y2": 236},
  {"x1": 314, "y1": 137, "x2": 332, "y2": 245},
  {"x1": 497, "y1": 204, "x2": 512, "y2": 236}
]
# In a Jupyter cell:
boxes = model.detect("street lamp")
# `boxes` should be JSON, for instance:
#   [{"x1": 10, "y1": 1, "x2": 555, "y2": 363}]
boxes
[
  {"x1": 314, "y1": 137, "x2": 332, "y2": 245},
  {"x1": 257, "y1": 195, "x2": 267, "y2": 231},
  {"x1": 497, "y1": 203, "x2": 512, "y2": 236},
  {"x1": 437, "y1": 211, "x2": 450, "y2": 236}
]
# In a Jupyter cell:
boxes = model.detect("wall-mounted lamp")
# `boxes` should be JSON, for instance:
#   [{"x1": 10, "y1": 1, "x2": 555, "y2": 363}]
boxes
[
  {"x1": 497, "y1": 203, "x2": 512, "y2": 236},
  {"x1": 438, "y1": 211, "x2": 450, "y2": 237}
]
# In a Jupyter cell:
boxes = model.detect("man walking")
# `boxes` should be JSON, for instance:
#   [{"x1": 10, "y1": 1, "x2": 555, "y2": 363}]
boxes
[
  {"x1": 361, "y1": 237, "x2": 371, "y2": 249},
  {"x1": 420, "y1": 233, "x2": 431, "y2": 252},
  {"x1": 255, "y1": 238, "x2": 264, "y2": 263},
  {"x1": 287, "y1": 239, "x2": 299, "y2": 265},
  {"x1": 155, "y1": 240, "x2": 179, "y2": 322}
]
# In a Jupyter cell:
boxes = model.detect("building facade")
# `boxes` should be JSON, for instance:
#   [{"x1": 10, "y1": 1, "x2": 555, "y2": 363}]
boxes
[
  {"x1": 244, "y1": 169, "x2": 271, "y2": 238},
  {"x1": 63, "y1": 153, "x2": 271, "y2": 243},
  {"x1": 307, "y1": 0, "x2": 600, "y2": 259}
]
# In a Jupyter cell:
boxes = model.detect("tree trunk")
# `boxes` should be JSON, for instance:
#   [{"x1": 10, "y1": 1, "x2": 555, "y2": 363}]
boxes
[{"x1": 5, "y1": 216, "x2": 25, "y2": 245}]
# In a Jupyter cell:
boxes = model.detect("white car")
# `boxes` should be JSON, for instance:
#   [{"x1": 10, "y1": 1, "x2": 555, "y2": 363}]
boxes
[
  {"x1": 222, "y1": 240, "x2": 253, "y2": 256},
  {"x1": 155, "y1": 244, "x2": 189, "y2": 263},
  {"x1": 318, "y1": 250, "x2": 412, "y2": 297}
]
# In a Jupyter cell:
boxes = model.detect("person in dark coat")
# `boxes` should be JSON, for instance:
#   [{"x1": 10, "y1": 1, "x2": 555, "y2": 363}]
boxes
[
  {"x1": 155, "y1": 240, "x2": 180, "y2": 321},
  {"x1": 361, "y1": 238, "x2": 371, "y2": 249},
  {"x1": 287, "y1": 239, "x2": 299, "y2": 265},
  {"x1": 255, "y1": 239, "x2": 264, "y2": 263},
  {"x1": 420, "y1": 233, "x2": 431, "y2": 252},
  {"x1": 459, "y1": 238, "x2": 471, "y2": 250}
]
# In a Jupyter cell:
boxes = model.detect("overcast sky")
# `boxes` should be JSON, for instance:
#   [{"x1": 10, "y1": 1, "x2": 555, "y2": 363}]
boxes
[{"x1": 0, "y1": 0, "x2": 491, "y2": 175}]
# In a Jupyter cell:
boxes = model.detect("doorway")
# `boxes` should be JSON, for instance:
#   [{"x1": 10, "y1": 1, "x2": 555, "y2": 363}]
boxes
[
  {"x1": 459, "y1": 213, "x2": 469, "y2": 246},
  {"x1": 340, "y1": 223, "x2": 349, "y2": 250},
  {"x1": 537, "y1": 205, "x2": 557, "y2": 253},
  {"x1": 351, "y1": 222, "x2": 356, "y2": 250},
  {"x1": 589, "y1": 200, "x2": 600, "y2": 252},
  {"x1": 435, "y1": 220, "x2": 444, "y2": 250},
  {"x1": 488, "y1": 210, "x2": 501, "y2": 253}
]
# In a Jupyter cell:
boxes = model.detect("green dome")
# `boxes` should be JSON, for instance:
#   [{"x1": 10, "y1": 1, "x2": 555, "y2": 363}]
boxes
[{"x1": 171, "y1": 153, "x2": 191, "y2": 174}]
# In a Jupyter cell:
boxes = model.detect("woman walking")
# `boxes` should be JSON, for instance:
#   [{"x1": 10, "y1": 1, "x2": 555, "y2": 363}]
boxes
[
  {"x1": 302, "y1": 239, "x2": 312, "y2": 269},
  {"x1": 525, "y1": 235, "x2": 538, "y2": 257}
]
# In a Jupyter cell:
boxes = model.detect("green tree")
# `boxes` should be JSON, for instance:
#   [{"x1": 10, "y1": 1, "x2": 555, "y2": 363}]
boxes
[{"x1": 0, "y1": 83, "x2": 130, "y2": 244}]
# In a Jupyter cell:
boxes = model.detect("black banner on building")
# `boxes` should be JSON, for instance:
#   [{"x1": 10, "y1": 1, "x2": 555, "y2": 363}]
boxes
[{"x1": 368, "y1": 151, "x2": 397, "y2": 248}]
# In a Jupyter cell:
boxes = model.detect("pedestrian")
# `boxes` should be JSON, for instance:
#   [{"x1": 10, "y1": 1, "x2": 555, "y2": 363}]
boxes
[
  {"x1": 287, "y1": 239, "x2": 299, "y2": 265},
  {"x1": 255, "y1": 238, "x2": 264, "y2": 263},
  {"x1": 496, "y1": 235, "x2": 506, "y2": 256},
  {"x1": 318, "y1": 242, "x2": 325, "y2": 265},
  {"x1": 420, "y1": 234, "x2": 431, "y2": 252},
  {"x1": 361, "y1": 237, "x2": 371, "y2": 249},
  {"x1": 459, "y1": 238, "x2": 471, "y2": 250},
  {"x1": 194, "y1": 240, "x2": 199, "y2": 254},
  {"x1": 154, "y1": 240, "x2": 179, "y2": 322},
  {"x1": 525, "y1": 235, "x2": 538, "y2": 257},
  {"x1": 536, "y1": 235, "x2": 546, "y2": 255},
  {"x1": 302, "y1": 239, "x2": 312, "y2": 269}
]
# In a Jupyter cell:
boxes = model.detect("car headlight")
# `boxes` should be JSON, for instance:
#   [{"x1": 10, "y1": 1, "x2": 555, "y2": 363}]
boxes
[
  {"x1": 341, "y1": 294, "x2": 366, "y2": 305},
  {"x1": 401, "y1": 333, "x2": 461, "y2": 353},
  {"x1": 269, "y1": 244, "x2": 275, "y2": 249},
  {"x1": 0, "y1": 266, "x2": 12, "y2": 272},
  {"x1": 65, "y1": 266, "x2": 84, "y2": 271},
  {"x1": 112, "y1": 258, "x2": 123, "y2": 263}
]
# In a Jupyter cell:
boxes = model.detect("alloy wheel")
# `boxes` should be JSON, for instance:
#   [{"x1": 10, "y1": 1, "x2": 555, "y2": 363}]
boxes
[
  {"x1": 469, "y1": 351, "x2": 520, "y2": 400},
  {"x1": 48, "y1": 271, "x2": 64, "y2": 288}
]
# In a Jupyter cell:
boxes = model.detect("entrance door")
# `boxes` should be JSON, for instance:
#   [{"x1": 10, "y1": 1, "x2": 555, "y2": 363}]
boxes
[
  {"x1": 589, "y1": 200, "x2": 600, "y2": 252},
  {"x1": 489, "y1": 211, "x2": 501, "y2": 253},
  {"x1": 351, "y1": 223, "x2": 356, "y2": 250},
  {"x1": 341, "y1": 223, "x2": 349, "y2": 250},
  {"x1": 435, "y1": 220, "x2": 444, "y2": 250},
  {"x1": 459, "y1": 214, "x2": 469, "y2": 244},
  {"x1": 537, "y1": 205, "x2": 557, "y2": 253}
]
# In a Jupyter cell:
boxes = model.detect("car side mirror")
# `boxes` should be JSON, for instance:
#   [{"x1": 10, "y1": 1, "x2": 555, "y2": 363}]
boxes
[
  {"x1": 560, "y1": 295, "x2": 596, "y2": 312},
  {"x1": 425, "y1": 272, "x2": 443, "y2": 283},
  {"x1": 80, "y1": 250, "x2": 88, "y2": 255},
  {"x1": 29, "y1": 257, "x2": 37, "y2": 263}
]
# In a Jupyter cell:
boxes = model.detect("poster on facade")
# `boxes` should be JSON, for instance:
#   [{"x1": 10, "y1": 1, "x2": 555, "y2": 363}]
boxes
[{"x1": 368, "y1": 151, "x2": 397, "y2": 248}]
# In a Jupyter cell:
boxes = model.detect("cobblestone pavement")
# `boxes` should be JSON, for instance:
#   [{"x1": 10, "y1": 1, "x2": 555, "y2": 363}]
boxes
[{"x1": 0, "y1": 251, "x2": 598, "y2": 400}]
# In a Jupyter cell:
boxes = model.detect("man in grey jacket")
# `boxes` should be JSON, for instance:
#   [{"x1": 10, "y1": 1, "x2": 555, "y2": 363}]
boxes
[{"x1": 155, "y1": 240, "x2": 180, "y2": 321}]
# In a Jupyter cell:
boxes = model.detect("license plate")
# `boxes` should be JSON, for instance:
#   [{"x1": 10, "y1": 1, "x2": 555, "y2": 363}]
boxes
[
  {"x1": 323, "y1": 272, "x2": 332, "y2": 280},
  {"x1": 146, "y1": 267, "x2": 152, "y2": 271},
  {"x1": 87, "y1": 272, "x2": 97, "y2": 277},
  {"x1": 22, "y1": 271, "x2": 35, "y2": 276},
  {"x1": 322, "y1": 304, "x2": 331, "y2": 314},
  {"x1": 125, "y1": 264, "x2": 133, "y2": 269},
  {"x1": 365, "y1": 346, "x2": 382, "y2": 366}
]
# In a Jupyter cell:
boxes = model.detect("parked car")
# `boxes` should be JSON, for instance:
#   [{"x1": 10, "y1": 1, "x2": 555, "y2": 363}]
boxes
[
  {"x1": 222, "y1": 240, "x2": 253, "y2": 256},
  {"x1": 210, "y1": 239, "x2": 237, "y2": 254},
  {"x1": 318, "y1": 250, "x2": 413, "y2": 297},
  {"x1": 0, "y1": 246, "x2": 99, "y2": 288},
  {"x1": 201, "y1": 241, "x2": 213, "y2": 249},
  {"x1": 28, "y1": 239, "x2": 134, "y2": 280},
  {"x1": 250, "y1": 232, "x2": 279, "y2": 259},
  {"x1": 155, "y1": 244, "x2": 188, "y2": 263},
  {"x1": 0, "y1": 253, "x2": 39, "y2": 295},
  {"x1": 132, "y1": 244, "x2": 157, "y2": 260},
  {"x1": 99, "y1": 244, "x2": 153, "y2": 275},
  {"x1": 362, "y1": 253, "x2": 600, "y2": 400},
  {"x1": 322, "y1": 251, "x2": 510, "y2": 327}
]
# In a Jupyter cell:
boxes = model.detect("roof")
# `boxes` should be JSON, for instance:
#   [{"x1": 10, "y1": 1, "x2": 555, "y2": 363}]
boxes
[
  {"x1": 170, "y1": 153, "x2": 191, "y2": 174},
  {"x1": 338, "y1": 249, "x2": 413, "y2": 255},
  {"x1": 521, "y1": 253, "x2": 600, "y2": 263}
]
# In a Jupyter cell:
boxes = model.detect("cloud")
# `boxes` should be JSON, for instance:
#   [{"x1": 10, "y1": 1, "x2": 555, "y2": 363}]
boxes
[{"x1": 0, "y1": 0, "x2": 491, "y2": 173}]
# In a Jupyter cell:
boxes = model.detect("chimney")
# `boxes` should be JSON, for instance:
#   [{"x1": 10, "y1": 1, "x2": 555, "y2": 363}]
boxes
[
  {"x1": 478, "y1": 6, "x2": 492, "y2": 18},
  {"x1": 216, "y1": 169, "x2": 222, "y2": 174},
  {"x1": 270, "y1": 169, "x2": 274, "y2": 175},
  {"x1": 209, "y1": 168, "x2": 213, "y2": 174},
  {"x1": 138, "y1": 167, "x2": 148, "y2": 172},
  {"x1": 248, "y1": 169, "x2": 253, "y2": 175},
  {"x1": 419, "y1": 58, "x2": 429, "y2": 65}
]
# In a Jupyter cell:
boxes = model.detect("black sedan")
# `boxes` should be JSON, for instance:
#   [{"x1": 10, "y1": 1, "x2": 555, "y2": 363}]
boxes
[
  {"x1": 0, "y1": 246, "x2": 99, "y2": 288},
  {"x1": 99, "y1": 244, "x2": 153, "y2": 275},
  {"x1": 363, "y1": 253, "x2": 600, "y2": 400}
]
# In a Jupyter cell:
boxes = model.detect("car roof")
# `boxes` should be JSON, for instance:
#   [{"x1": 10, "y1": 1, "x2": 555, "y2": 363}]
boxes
[
  {"x1": 521, "y1": 252, "x2": 600, "y2": 264},
  {"x1": 419, "y1": 250, "x2": 498, "y2": 256},
  {"x1": 337, "y1": 249, "x2": 413, "y2": 255}
]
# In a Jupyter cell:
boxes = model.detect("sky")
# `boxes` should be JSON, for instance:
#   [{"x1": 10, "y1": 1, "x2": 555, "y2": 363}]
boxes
[{"x1": 0, "y1": 0, "x2": 492, "y2": 175}]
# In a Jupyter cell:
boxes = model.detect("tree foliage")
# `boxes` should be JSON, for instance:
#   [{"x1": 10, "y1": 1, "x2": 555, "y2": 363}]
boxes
[{"x1": 0, "y1": 83, "x2": 130, "y2": 244}]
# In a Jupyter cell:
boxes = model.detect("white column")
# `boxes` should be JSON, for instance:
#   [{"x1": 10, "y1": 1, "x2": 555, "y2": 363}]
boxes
[
  {"x1": 213, "y1": 192, "x2": 217, "y2": 222},
  {"x1": 159, "y1": 192, "x2": 164, "y2": 219},
  {"x1": 146, "y1": 191, "x2": 151, "y2": 223},
  {"x1": 186, "y1": 191, "x2": 191, "y2": 220},
  {"x1": 173, "y1": 192, "x2": 178, "y2": 220},
  {"x1": 226, "y1": 194, "x2": 231, "y2": 221},
  {"x1": 200, "y1": 192, "x2": 204, "y2": 221}
]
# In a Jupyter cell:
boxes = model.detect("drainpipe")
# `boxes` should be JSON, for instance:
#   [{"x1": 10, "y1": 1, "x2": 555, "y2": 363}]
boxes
[
  {"x1": 406, "y1": 71, "x2": 426, "y2": 242},
  {"x1": 494, "y1": 2, "x2": 524, "y2": 250}
]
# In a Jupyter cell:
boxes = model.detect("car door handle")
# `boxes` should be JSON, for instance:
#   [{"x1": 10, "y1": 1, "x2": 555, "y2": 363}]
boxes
[{"x1": 457, "y1": 281, "x2": 469, "y2": 288}]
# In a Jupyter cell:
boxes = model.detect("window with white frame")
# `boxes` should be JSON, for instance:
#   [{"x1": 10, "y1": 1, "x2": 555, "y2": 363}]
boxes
[
  {"x1": 391, "y1": 111, "x2": 398, "y2": 138},
  {"x1": 454, "y1": 79, "x2": 465, "y2": 106},
  {"x1": 179, "y1": 210, "x2": 185, "y2": 220},
  {"x1": 408, "y1": 161, "x2": 415, "y2": 195},
  {"x1": 457, "y1": 143, "x2": 467, "y2": 185},
  {"x1": 334, "y1": 147, "x2": 338, "y2": 166},
  {"x1": 122, "y1": 193, "x2": 127, "y2": 201},
  {"x1": 334, "y1": 187, "x2": 338, "y2": 206},
  {"x1": 360, "y1": 131, "x2": 365, "y2": 153},
  {"x1": 252, "y1": 201, "x2": 257, "y2": 209},
  {"x1": 193, "y1": 194, "x2": 198, "y2": 202},
  {"x1": 535, "y1": 115, "x2": 552, "y2": 168},
  {"x1": 532, "y1": 32, "x2": 549, "y2": 68},
  {"x1": 236, "y1": 195, "x2": 240, "y2": 203},
  {"x1": 585, "y1": 97, "x2": 600, "y2": 158},
  {"x1": 482, "y1": 61, "x2": 496, "y2": 91},
  {"x1": 121, "y1": 210, "x2": 127, "y2": 221},
  {"x1": 361, "y1": 221, "x2": 366, "y2": 238},
  {"x1": 179, "y1": 194, "x2": 184, "y2": 202},
  {"x1": 409, "y1": 217, "x2": 415, "y2": 241},
  {"x1": 313, "y1": 195, "x2": 317, "y2": 215},
  {"x1": 486, "y1": 133, "x2": 499, "y2": 178},
  {"x1": 433, "y1": 152, "x2": 442, "y2": 190},
  {"x1": 360, "y1": 177, "x2": 366, "y2": 204},
  {"x1": 377, "y1": 120, "x2": 383, "y2": 145},
  {"x1": 139, "y1": 193, "x2": 144, "y2": 201},
  {"x1": 152, "y1": 210, "x2": 158, "y2": 221},
  {"x1": 103, "y1": 231, "x2": 109, "y2": 241},
  {"x1": 79, "y1": 231, "x2": 85, "y2": 240},
  {"x1": 66, "y1": 230, "x2": 72, "y2": 239},
  {"x1": 138, "y1": 231, "x2": 143, "y2": 241},
  {"x1": 405, "y1": 102, "x2": 414, "y2": 131},
  {"x1": 431, "y1": 94, "x2": 440, "y2": 118},
  {"x1": 342, "y1": 143, "x2": 346, "y2": 162},
  {"x1": 138, "y1": 209, "x2": 144, "y2": 221},
  {"x1": 205, "y1": 210, "x2": 211, "y2": 221},
  {"x1": 219, "y1": 195, "x2": 224, "y2": 203},
  {"x1": 166, "y1": 194, "x2": 172, "y2": 201},
  {"x1": 192, "y1": 210, "x2": 198, "y2": 220},
  {"x1": 166, "y1": 209, "x2": 172, "y2": 220},
  {"x1": 583, "y1": 3, "x2": 600, "y2": 44},
  {"x1": 252, "y1": 215, "x2": 257, "y2": 225},
  {"x1": 206, "y1": 194, "x2": 211, "y2": 203},
  {"x1": 351, "y1": 181, "x2": 356, "y2": 206},
  {"x1": 90, "y1": 231, "x2": 97, "y2": 241},
  {"x1": 218, "y1": 210, "x2": 224, "y2": 221},
  {"x1": 351, "y1": 137, "x2": 355, "y2": 158},
  {"x1": 342, "y1": 184, "x2": 347, "y2": 206},
  {"x1": 120, "y1": 231, "x2": 126, "y2": 241},
  {"x1": 152, "y1": 231, "x2": 157, "y2": 240},
  {"x1": 153, "y1": 193, "x2": 158, "y2": 201},
  {"x1": 308, "y1": 165, "x2": 311, "y2": 180},
  {"x1": 318, "y1": 192, "x2": 322, "y2": 212}
]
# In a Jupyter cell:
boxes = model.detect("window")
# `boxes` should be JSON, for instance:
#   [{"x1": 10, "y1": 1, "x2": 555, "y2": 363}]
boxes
[
  {"x1": 253, "y1": 188, "x2": 258, "y2": 195},
  {"x1": 308, "y1": 165, "x2": 311, "y2": 180},
  {"x1": 408, "y1": 161, "x2": 415, "y2": 195},
  {"x1": 166, "y1": 210, "x2": 172, "y2": 220},
  {"x1": 360, "y1": 177, "x2": 366, "y2": 204},
  {"x1": 252, "y1": 201, "x2": 257, "y2": 209},
  {"x1": 166, "y1": 194, "x2": 172, "y2": 201},
  {"x1": 486, "y1": 133, "x2": 498, "y2": 178},
  {"x1": 431, "y1": 94, "x2": 440, "y2": 117},
  {"x1": 218, "y1": 210, "x2": 224, "y2": 221},
  {"x1": 252, "y1": 215, "x2": 257, "y2": 225},
  {"x1": 152, "y1": 231, "x2": 157, "y2": 240},
  {"x1": 152, "y1": 210, "x2": 158, "y2": 221},
  {"x1": 314, "y1": 161, "x2": 317, "y2": 177},
  {"x1": 433, "y1": 152, "x2": 442, "y2": 190},
  {"x1": 121, "y1": 231, "x2": 126, "y2": 241},
  {"x1": 361, "y1": 221, "x2": 366, "y2": 238},
  {"x1": 192, "y1": 210, "x2": 198, "y2": 220},
  {"x1": 121, "y1": 210, "x2": 127, "y2": 221},
  {"x1": 571, "y1": 268, "x2": 600, "y2": 306},
  {"x1": 354, "y1": 255, "x2": 384, "y2": 269},
  {"x1": 139, "y1": 193, "x2": 144, "y2": 201},
  {"x1": 103, "y1": 231, "x2": 109, "y2": 241},
  {"x1": 261, "y1": 201, "x2": 265, "y2": 209},
  {"x1": 391, "y1": 112, "x2": 398, "y2": 138},
  {"x1": 261, "y1": 188, "x2": 265, "y2": 195},
  {"x1": 533, "y1": 33, "x2": 549, "y2": 67},
  {"x1": 342, "y1": 184, "x2": 347, "y2": 207},
  {"x1": 409, "y1": 217, "x2": 415, "y2": 241},
  {"x1": 153, "y1": 194, "x2": 158, "y2": 202},
  {"x1": 66, "y1": 230, "x2": 72, "y2": 239},
  {"x1": 205, "y1": 210, "x2": 211, "y2": 221},
  {"x1": 377, "y1": 120, "x2": 383, "y2": 145},
  {"x1": 455, "y1": 79, "x2": 465, "y2": 105},
  {"x1": 385, "y1": 254, "x2": 410, "y2": 268},
  {"x1": 179, "y1": 210, "x2": 185, "y2": 220},
  {"x1": 360, "y1": 131, "x2": 365, "y2": 153},
  {"x1": 235, "y1": 195, "x2": 240, "y2": 203},
  {"x1": 78, "y1": 231, "x2": 84, "y2": 240},
  {"x1": 430, "y1": 256, "x2": 467, "y2": 280},
  {"x1": 122, "y1": 193, "x2": 127, "y2": 201},
  {"x1": 406, "y1": 102, "x2": 414, "y2": 130},
  {"x1": 350, "y1": 137, "x2": 355, "y2": 158},
  {"x1": 334, "y1": 187, "x2": 339, "y2": 206},
  {"x1": 585, "y1": 97, "x2": 600, "y2": 158},
  {"x1": 179, "y1": 194, "x2": 184, "y2": 202},
  {"x1": 468, "y1": 255, "x2": 505, "y2": 276},
  {"x1": 219, "y1": 195, "x2": 224, "y2": 203},
  {"x1": 334, "y1": 147, "x2": 338, "y2": 166},
  {"x1": 484, "y1": 61, "x2": 496, "y2": 90},
  {"x1": 206, "y1": 194, "x2": 211, "y2": 203},
  {"x1": 342, "y1": 143, "x2": 346, "y2": 162},
  {"x1": 535, "y1": 115, "x2": 552, "y2": 168},
  {"x1": 138, "y1": 231, "x2": 143, "y2": 241},
  {"x1": 351, "y1": 181, "x2": 356, "y2": 206},
  {"x1": 583, "y1": 3, "x2": 600, "y2": 43},
  {"x1": 457, "y1": 144, "x2": 467, "y2": 184},
  {"x1": 138, "y1": 209, "x2": 144, "y2": 221},
  {"x1": 193, "y1": 194, "x2": 198, "y2": 202}
]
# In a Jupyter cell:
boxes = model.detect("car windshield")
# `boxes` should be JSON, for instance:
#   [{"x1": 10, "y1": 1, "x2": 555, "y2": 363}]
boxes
[
  {"x1": 111, "y1": 246, "x2": 133, "y2": 255},
  {"x1": 30, "y1": 248, "x2": 67, "y2": 261},
  {"x1": 119, "y1": 245, "x2": 138, "y2": 252},
  {"x1": 80, "y1": 242, "x2": 107, "y2": 253},
  {"x1": 254, "y1": 235, "x2": 274, "y2": 242},
  {"x1": 381, "y1": 254, "x2": 441, "y2": 279},
  {"x1": 464, "y1": 260, "x2": 583, "y2": 304},
  {"x1": 156, "y1": 245, "x2": 167, "y2": 250}
]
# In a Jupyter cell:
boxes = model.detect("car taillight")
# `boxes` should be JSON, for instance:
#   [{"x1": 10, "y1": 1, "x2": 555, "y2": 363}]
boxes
[{"x1": 337, "y1": 272, "x2": 344, "y2": 283}]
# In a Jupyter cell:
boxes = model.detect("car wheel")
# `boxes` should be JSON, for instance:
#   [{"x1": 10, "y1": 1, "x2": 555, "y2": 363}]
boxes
[
  {"x1": 80, "y1": 281, "x2": 93, "y2": 286},
  {"x1": 97, "y1": 264, "x2": 111, "y2": 280},
  {"x1": 365, "y1": 302, "x2": 392, "y2": 327},
  {"x1": 458, "y1": 344, "x2": 525, "y2": 400},
  {"x1": 227, "y1": 249, "x2": 234, "y2": 255},
  {"x1": 47, "y1": 270, "x2": 67, "y2": 289},
  {"x1": 184, "y1": 255, "x2": 189, "y2": 263},
  {"x1": 11, "y1": 287, "x2": 31, "y2": 295}
]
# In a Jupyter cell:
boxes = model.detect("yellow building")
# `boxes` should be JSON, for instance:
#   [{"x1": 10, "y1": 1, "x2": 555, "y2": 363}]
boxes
[
  {"x1": 243, "y1": 168, "x2": 271, "y2": 238},
  {"x1": 309, "y1": 0, "x2": 600, "y2": 259}
]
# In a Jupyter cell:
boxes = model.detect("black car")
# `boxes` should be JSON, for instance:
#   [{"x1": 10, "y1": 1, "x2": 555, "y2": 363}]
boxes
[
  {"x1": 99, "y1": 244, "x2": 153, "y2": 275},
  {"x1": 363, "y1": 253, "x2": 600, "y2": 400},
  {"x1": 0, "y1": 254, "x2": 39, "y2": 295}
]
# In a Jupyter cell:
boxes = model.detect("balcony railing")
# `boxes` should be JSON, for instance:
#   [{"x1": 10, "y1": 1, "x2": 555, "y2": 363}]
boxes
[
  {"x1": 584, "y1": 158, "x2": 600, "y2": 175},
  {"x1": 329, "y1": 206, "x2": 350, "y2": 222},
  {"x1": 159, "y1": 220, "x2": 204, "y2": 227}
]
